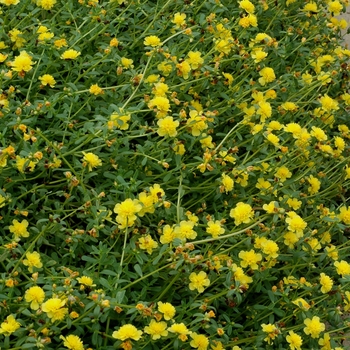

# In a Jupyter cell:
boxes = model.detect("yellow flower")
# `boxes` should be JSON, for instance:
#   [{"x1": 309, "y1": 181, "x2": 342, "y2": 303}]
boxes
[
  {"x1": 275, "y1": 165, "x2": 292, "y2": 182},
  {"x1": 261, "y1": 323, "x2": 278, "y2": 344},
  {"x1": 109, "y1": 37, "x2": 118, "y2": 47},
  {"x1": 89, "y1": 84, "x2": 104, "y2": 95},
  {"x1": 177, "y1": 60, "x2": 191, "y2": 79},
  {"x1": 138, "y1": 235, "x2": 158, "y2": 254},
  {"x1": 328, "y1": 1, "x2": 343, "y2": 15},
  {"x1": 0, "y1": 53, "x2": 8, "y2": 63},
  {"x1": 120, "y1": 57, "x2": 133, "y2": 68},
  {"x1": 266, "y1": 133, "x2": 279, "y2": 146},
  {"x1": 109, "y1": 112, "x2": 131, "y2": 130},
  {"x1": 230, "y1": 202, "x2": 254, "y2": 226},
  {"x1": 39, "y1": 74, "x2": 56, "y2": 87},
  {"x1": 112, "y1": 324, "x2": 143, "y2": 341},
  {"x1": 334, "y1": 260, "x2": 350, "y2": 276},
  {"x1": 60, "y1": 335, "x2": 84, "y2": 350},
  {"x1": 186, "y1": 110, "x2": 208, "y2": 136},
  {"x1": 293, "y1": 297, "x2": 310, "y2": 311},
  {"x1": 42, "y1": 298, "x2": 68, "y2": 322},
  {"x1": 23, "y1": 251, "x2": 43, "y2": 272},
  {"x1": 303, "y1": 316, "x2": 325, "y2": 338},
  {"x1": 0, "y1": 0, "x2": 19, "y2": 5},
  {"x1": 251, "y1": 48, "x2": 267, "y2": 63},
  {"x1": 144, "y1": 35, "x2": 161, "y2": 47},
  {"x1": 77, "y1": 276, "x2": 95, "y2": 286},
  {"x1": 36, "y1": 0, "x2": 57, "y2": 10},
  {"x1": 319, "y1": 94, "x2": 338, "y2": 112},
  {"x1": 206, "y1": 220, "x2": 225, "y2": 238},
  {"x1": 11, "y1": 51, "x2": 34, "y2": 72},
  {"x1": 61, "y1": 49, "x2": 81, "y2": 60},
  {"x1": 174, "y1": 220, "x2": 197, "y2": 240},
  {"x1": 153, "y1": 82, "x2": 169, "y2": 97},
  {"x1": 149, "y1": 183, "x2": 165, "y2": 203},
  {"x1": 200, "y1": 135, "x2": 214, "y2": 149},
  {"x1": 168, "y1": 322, "x2": 192, "y2": 340},
  {"x1": 239, "y1": 0, "x2": 255, "y2": 13},
  {"x1": 160, "y1": 224, "x2": 176, "y2": 244},
  {"x1": 281, "y1": 101, "x2": 298, "y2": 112},
  {"x1": 338, "y1": 206, "x2": 350, "y2": 225},
  {"x1": 82, "y1": 152, "x2": 102, "y2": 171},
  {"x1": 320, "y1": 273, "x2": 333, "y2": 293},
  {"x1": 186, "y1": 51, "x2": 204, "y2": 69},
  {"x1": 172, "y1": 12, "x2": 186, "y2": 27},
  {"x1": 148, "y1": 96, "x2": 171, "y2": 117},
  {"x1": 258, "y1": 67, "x2": 276, "y2": 86},
  {"x1": 54, "y1": 38, "x2": 68, "y2": 48},
  {"x1": 144, "y1": 319, "x2": 168, "y2": 340},
  {"x1": 114, "y1": 198, "x2": 142, "y2": 228},
  {"x1": 307, "y1": 175, "x2": 321, "y2": 194},
  {"x1": 310, "y1": 126, "x2": 327, "y2": 141},
  {"x1": 9, "y1": 219, "x2": 30, "y2": 239},
  {"x1": 220, "y1": 173, "x2": 234, "y2": 193},
  {"x1": 157, "y1": 116, "x2": 179, "y2": 137},
  {"x1": 157, "y1": 61, "x2": 173, "y2": 76},
  {"x1": 238, "y1": 249, "x2": 262, "y2": 270},
  {"x1": 283, "y1": 231, "x2": 299, "y2": 249},
  {"x1": 285, "y1": 212, "x2": 307, "y2": 236},
  {"x1": 232, "y1": 264, "x2": 253, "y2": 288},
  {"x1": 0, "y1": 315, "x2": 21, "y2": 336},
  {"x1": 189, "y1": 271, "x2": 210, "y2": 293},
  {"x1": 286, "y1": 330, "x2": 303, "y2": 350},
  {"x1": 137, "y1": 192, "x2": 155, "y2": 216},
  {"x1": 190, "y1": 333, "x2": 209, "y2": 350},
  {"x1": 261, "y1": 240, "x2": 279, "y2": 259},
  {"x1": 24, "y1": 286, "x2": 45, "y2": 310},
  {"x1": 303, "y1": 2, "x2": 318, "y2": 12},
  {"x1": 257, "y1": 101, "x2": 272, "y2": 121},
  {"x1": 158, "y1": 301, "x2": 176, "y2": 320}
]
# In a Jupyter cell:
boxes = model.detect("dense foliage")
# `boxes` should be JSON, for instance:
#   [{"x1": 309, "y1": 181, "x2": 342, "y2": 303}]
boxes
[{"x1": 0, "y1": 0, "x2": 350, "y2": 349}]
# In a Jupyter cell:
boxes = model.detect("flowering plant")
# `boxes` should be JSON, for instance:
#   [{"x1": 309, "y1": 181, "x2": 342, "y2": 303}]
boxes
[{"x1": 0, "y1": 0, "x2": 350, "y2": 349}]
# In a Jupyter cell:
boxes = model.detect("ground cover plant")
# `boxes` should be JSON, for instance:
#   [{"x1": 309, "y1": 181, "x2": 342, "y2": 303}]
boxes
[{"x1": 1, "y1": 0, "x2": 350, "y2": 349}]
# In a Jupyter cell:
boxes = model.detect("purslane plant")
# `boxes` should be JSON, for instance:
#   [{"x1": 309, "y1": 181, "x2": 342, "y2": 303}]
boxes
[{"x1": 0, "y1": 0, "x2": 350, "y2": 349}]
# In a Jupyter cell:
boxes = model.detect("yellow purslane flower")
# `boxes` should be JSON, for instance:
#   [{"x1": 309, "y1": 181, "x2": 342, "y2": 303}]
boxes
[
  {"x1": 0, "y1": 315, "x2": 21, "y2": 336},
  {"x1": 190, "y1": 333, "x2": 209, "y2": 350},
  {"x1": 303, "y1": 316, "x2": 325, "y2": 338},
  {"x1": 158, "y1": 301, "x2": 176, "y2": 320},
  {"x1": 188, "y1": 271, "x2": 210, "y2": 293},
  {"x1": 61, "y1": 49, "x2": 81, "y2": 60},
  {"x1": 206, "y1": 220, "x2": 225, "y2": 238},
  {"x1": 39, "y1": 74, "x2": 56, "y2": 87},
  {"x1": 36, "y1": 0, "x2": 57, "y2": 10},
  {"x1": 230, "y1": 202, "x2": 254, "y2": 226},
  {"x1": 144, "y1": 319, "x2": 168, "y2": 340},
  {"x1": 82, "y1": 152, "x2": 102, "y2": 171},
  {"x1": 319, "y1": 273, "x2": 333, "y2": 293},
  {"x1": 11, "y1": 51, "x2": 34, "y2": 72},
  {"x1": 25, "y1": 286, "x2": 45, "y2": 310},
  {"x1": 60, "y1": 334, "x2": 84, "y2": 350},
  {"x1": 0, "y1": 0, "x2": 20, "y2": 6},
  {"x1": 41, "y1": 298, "x2": 68, "y2": 322},
  {"x1": 286, "y1": 330, "x2": 303, "y2": 350},
  {"x1": 89, "y1": 84, "x2": 104, "y2": 95},
  {"x1": 77, "y1": 276, "x2": 95, "y2": 286},
  {"x1": 138, "y1": 235, "x2": 158, "y2": 254},
  {"x1": 112, "y1": 324, "x2": 143, "y2": 341},
  {"x1": 23, "y1": 251, "x2": 43, "y2": 272},
  {"x1": 157, "y1": 116, "x2": 179, "y2": 137},
  {"x1": 143, "y1": 35, "x2": 161, "y2": 47},
  {"x1": 9, "y1": 219, "x2": 30, "y2": 239},
  {"x1": 239, "y1": 249, "x2": 262, "y2": 270},
  {"x1": 114, "y1": 198, "x2": 142, "y2": 228},
  {"x1": 172, "y1": 12, "x2": 186, "y2": 27}
]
